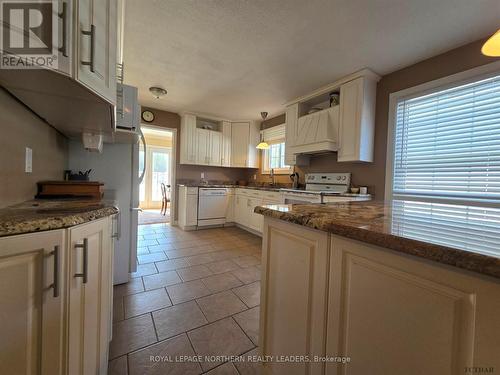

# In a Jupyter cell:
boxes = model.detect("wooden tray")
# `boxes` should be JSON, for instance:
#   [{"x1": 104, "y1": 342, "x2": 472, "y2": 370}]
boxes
[{"x1": 36, "y1": 181, "x2": 104, "y2": 200}]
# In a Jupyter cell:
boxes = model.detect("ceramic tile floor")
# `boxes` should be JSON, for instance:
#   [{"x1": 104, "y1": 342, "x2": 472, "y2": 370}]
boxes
[{"x1": 108, "y1": 223, "x2": 264, "y2": 375}]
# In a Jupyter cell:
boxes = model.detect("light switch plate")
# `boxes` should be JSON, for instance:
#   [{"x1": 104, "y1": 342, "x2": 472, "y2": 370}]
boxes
[
  {"x1": 201, "y1": 172, "x2": 205, "y2": 179},
  {"x1": 25, "y1": 147, "x2": 32, "y2": 173}
]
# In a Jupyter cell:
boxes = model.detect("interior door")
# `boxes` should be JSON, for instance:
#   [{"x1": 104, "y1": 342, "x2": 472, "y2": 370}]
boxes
[{"x1": 140, "y1": 146, "x2": 171, "y2": 209}]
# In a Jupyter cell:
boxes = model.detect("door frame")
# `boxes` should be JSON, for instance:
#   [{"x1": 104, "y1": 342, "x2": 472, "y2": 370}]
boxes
[
  {"x1": 140, "y1": 125, "x2": 177, "y2": 222},
  {"x1": 141, "y1": 146, "x2": 172, "y2": 209}
]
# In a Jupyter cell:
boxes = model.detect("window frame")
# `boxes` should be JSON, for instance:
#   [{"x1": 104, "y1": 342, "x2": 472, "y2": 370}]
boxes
[
  {"x1": 385, "y1": 60, "x2": 500, "y2": 208},
  {"x1": 261, "y1": 141, "x2": 291, "y2": 175}
]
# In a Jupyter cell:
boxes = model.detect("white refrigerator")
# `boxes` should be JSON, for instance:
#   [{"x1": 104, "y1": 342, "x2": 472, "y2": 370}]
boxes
[{"x1": 68, "y1": 137, "x2": 143, "y2": 285}]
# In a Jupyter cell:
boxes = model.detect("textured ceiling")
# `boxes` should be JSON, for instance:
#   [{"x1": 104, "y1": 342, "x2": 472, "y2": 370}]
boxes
[{"x1": 123, "y1": 0, "x2": 500, "y2": 120}]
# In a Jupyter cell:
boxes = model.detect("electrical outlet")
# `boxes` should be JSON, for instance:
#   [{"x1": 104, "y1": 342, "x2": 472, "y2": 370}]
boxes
[
  {"x1": 201, "y1": 172, "x2": 205, "y2": 179},
  {"x1": 253, "y1": 174, "x2": 257, "y2": 180},
  {"x1": 25, "y1": 147, "x2": 32, "y2": 173}
]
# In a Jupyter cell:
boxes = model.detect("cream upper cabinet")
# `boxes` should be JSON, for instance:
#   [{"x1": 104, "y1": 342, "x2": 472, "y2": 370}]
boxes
[
  {"x1": 180, "y1": 115, "x2": 258, "y2": 168},
  {"x1": 326, "y1": 235, "x2": 500, "y2": 374},
  {"x1": 247, "y1": 121, "x2": 260, "y2": 168},
  {"x1": 231, "y1": 122, "x2": 250, "y2": 167},
  {"x1": 77, "y1": 0, "x2": 118, "y2": 104},
  {"x1": 285, "y1": 104, "x2": 298, "y2": 165},
  {"x1": 180, "y1": 114, "x2": 197, "y2": 164},
  {"x1": 56, "y1": 0, "x2": 73, "y2": 76},
  {"x1": 195, "y1": 128, "x2": 222, "y2": 166},
  {"x1": 195, "y1": 128, "x2": 211, "y2": 165},
  {"x1": 0, "y1": 230, "x2": 66, "y2": 375},
  {"x1": 338, "y1": 76, "x2": 377, "y2": 162},
  {"x1": 68, "y1": 217, "x2": 113, "y2": 375},
  {"x1": 260, "y1": 218, "x2": 330, "y2": 375},
  {"x1": 209, "y1": 131, "x2": 222, "y2": 166},
  {"x1": 284, "y1": 69, "x2": 379, "y2": 163},
  {"x1": 221, "y1": 121, "x2": 232, "y2": 167}
]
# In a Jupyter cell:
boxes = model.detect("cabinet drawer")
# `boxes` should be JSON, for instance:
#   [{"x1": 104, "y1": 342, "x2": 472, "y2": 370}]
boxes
[{"x1": 186, "y1": 187, "x2": 199, "y2": 195}]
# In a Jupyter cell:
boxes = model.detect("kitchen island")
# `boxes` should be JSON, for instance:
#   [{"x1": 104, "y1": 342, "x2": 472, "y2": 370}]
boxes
[{"x1": 255, "y1": 200, "x2": 500, "y2": 375}]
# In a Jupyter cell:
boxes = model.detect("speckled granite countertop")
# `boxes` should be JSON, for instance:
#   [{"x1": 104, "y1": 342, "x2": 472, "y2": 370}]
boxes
[
  {"x1": 255, "y1": 200, "x2": 500, "y2": 279},
  {"x1": 178, "y1": 184, "x2": 283, "y2": 192},
  {"x1": 0, "y1": 199, "x2": 119, "y2": 237},
  {"x1": 178, "y1": 184, "x2": 370, "y2": 196}
]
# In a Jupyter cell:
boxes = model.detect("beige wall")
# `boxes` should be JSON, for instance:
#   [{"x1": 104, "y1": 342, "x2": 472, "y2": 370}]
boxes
[
  {"x1": 0, "y1": 89, "x2": 68, "y2": 208},
  {"x1": 258, "y1": 39, "x2": 497, "y2": 198}
]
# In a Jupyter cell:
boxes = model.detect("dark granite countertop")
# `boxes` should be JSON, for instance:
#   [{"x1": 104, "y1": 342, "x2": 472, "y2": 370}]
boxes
[
  {"x1": 255, "y1": 200, "x2": 500, "y2": 279},
  {"x1": 0, "y1": 199, "x2": 119, "y2": 237}
]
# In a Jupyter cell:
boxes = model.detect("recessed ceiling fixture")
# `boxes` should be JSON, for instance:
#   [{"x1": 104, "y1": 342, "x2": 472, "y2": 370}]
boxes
[
  {"x1": 149, "y1": 86, "x2": 168, "y2": 99},
  {"x1": 482, "y1": 29, "x2": 500, "y2": 56},
  {"x1": 256, "y1": 111, "x2": 270, "y2": 150}
]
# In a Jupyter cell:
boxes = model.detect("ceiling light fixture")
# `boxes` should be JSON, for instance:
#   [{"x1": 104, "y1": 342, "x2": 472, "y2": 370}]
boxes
[
  {"x1": 256, "y1": 111, "x2": 270, "y2": 150},
  {"x1": 482, "y1": 29, "x2": 500, "y2": 56},
  {"x1": 149, "y1": 86, "x2": 168, "y2": 99}
]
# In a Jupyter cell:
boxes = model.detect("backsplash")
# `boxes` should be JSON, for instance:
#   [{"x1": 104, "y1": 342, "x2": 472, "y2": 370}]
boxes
[{"x1": 0, "y1": 89, "x2": 68, "y2": 208}]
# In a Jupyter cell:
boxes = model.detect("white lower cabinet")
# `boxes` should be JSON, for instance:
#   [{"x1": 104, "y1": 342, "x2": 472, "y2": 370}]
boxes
[
  {"x1": 326, "y1": 235, "x2": 500, "y2": 375},
  {"x1": 260, "y1": 218, "x2": 330, "y2": 375},
  {"x1": 0, "y1": 230, "x2": 66, "y2": 375},
  {"x1": 260, "y1": 218, "x2": 500, "y2": 375},
  {"x1": 67, "y1": 217, "x2": 114, "y2": 375},
  {"x1": 233, "y1": 189, "x2": 283, "y2": 235},
  {"x1": 0, "y1": 216, "x2": 114, "y2": 375},
  {"x1": 225, "y1": 189, "x2": 235, "y2": 223},
  {"x1": 178, "y1": 186, "x2": 198, "y2": 229}
]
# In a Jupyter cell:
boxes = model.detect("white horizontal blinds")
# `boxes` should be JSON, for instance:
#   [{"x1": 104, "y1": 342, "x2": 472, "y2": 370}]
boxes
[
  {"x1": 391, "y1": 200, "x2": 500, "y2": 256},
  {"x1": 262, "y1": 124, "x2": 285, "y2": 145},
  {"x1": 393, "y1": 74, "x2": 500, "y2": 202}
]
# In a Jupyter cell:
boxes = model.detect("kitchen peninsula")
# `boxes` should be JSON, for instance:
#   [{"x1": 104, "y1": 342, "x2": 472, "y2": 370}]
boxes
[
  {"x1": 255, "y1": 200, "x2": 500, "y2": 375},
  {"x1": 0, "y1": 199, "x2": 119, "y2": 375}
]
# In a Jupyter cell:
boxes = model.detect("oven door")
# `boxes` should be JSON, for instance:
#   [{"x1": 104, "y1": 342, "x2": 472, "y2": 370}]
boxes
[{"x1": 282, "y1": 192, "x2": 321, "y2": 204}]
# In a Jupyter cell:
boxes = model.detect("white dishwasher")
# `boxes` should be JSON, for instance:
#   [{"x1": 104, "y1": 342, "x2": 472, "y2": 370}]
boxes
[{"x1": 198, "y1": 188, "x2": 229, "y2": 227}]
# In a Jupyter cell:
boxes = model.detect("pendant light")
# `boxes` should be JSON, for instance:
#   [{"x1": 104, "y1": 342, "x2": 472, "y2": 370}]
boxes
[
  {"x1": 482, "y1": 29, "x2": 500, "y2": 57},
  {"x1": 256, "y1": 111, "x2": 270, "y2": 150}
]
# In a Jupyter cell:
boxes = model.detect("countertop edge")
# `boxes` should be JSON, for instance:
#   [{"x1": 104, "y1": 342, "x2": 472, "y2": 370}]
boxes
[
  {"x1": 0, "y1": 205, "x2": 119, "y2": 238},
  {"x1": 254, "y1": 205, "x2": 500, "y2": 280}
]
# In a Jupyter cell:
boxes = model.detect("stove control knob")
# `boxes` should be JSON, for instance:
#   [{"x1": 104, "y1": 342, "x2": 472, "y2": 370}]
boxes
[
  {"x1": 337, "y1": 176, "x2": 341, "y2": 180},
  {"x1": 342, "y1": 176, "x2": 346, "y2": 180}
]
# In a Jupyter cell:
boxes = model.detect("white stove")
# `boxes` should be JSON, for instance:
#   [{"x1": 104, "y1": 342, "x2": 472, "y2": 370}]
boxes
[{"x1": 281, "y1": 173, "x2": 370, "y2": 204}]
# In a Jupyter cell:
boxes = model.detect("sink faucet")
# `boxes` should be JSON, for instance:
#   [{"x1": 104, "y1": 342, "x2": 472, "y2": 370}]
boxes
[{"x1": 269, "y1": 168, "x2": 275, "y2": 186}]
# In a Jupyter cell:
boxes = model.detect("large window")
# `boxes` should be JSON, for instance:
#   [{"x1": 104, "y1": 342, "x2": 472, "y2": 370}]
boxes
[
  {"x1": 261, "y1": 124, "x2": 291, "y2": 174},
  {"x1": 389, "y1": 69, "x2": 500, "y2": 204}
]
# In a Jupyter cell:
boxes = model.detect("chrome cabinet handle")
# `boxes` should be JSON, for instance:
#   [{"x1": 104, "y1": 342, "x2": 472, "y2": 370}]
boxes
[
  {"x1": 112, "y1": 212, "x2": 121, "y2": 239},
  {"x1": 49, "y1": 245, "x2": 60, "y2": 297},
  {"x1": 58, "y1": 2, "x2": 68, "y2": 57},
  {"x1": 74, "y1": 239, "x2": 88, "y2": 284},
  {"x1": 81, "y1": 25, "x2": 96, "y2": 72}
]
